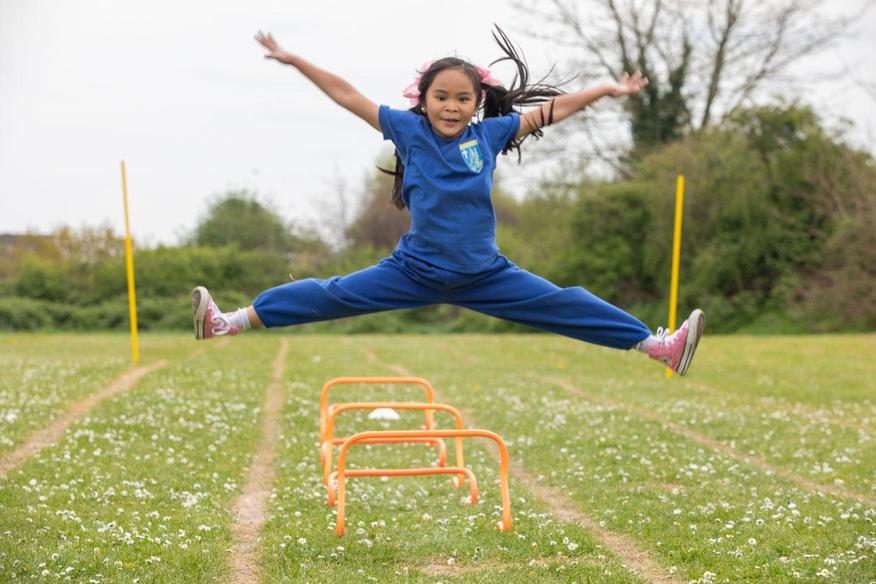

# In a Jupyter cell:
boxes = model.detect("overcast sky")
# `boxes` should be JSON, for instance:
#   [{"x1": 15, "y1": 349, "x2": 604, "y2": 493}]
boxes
[{"x1": 1, "y1": 0, "x2": 874, "y2": 246}]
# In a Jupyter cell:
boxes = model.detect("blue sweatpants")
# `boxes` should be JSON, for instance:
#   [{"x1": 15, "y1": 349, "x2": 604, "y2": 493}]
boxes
[{"x1": 252, "y1": 251, "x2": 651, "y2": 350}]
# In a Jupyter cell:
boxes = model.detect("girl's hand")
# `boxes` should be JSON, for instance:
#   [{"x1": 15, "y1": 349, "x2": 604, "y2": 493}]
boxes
[
  {"x1": 608, "y1": 70, "x2": 649, "y2": 97},
  {"x1": 255, "y1": 31, "x2": 296, "y2": 66}
]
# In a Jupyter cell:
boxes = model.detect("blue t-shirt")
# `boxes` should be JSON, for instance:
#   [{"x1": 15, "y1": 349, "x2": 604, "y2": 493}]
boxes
[{"x1": 378, "y1": 105, "x2": 520, "y2": 273}]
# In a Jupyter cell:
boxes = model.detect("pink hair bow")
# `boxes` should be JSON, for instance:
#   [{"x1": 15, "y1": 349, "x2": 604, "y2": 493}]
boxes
[
  {"x1": 475, "y1": 65, "x2": 502, "y2": 87},
  {"x1": 402, "y1": 61, "x2": 433, "y2": 106},
  {"x1": 401, "y1": 62, "x2": 503, "y2": 106}
]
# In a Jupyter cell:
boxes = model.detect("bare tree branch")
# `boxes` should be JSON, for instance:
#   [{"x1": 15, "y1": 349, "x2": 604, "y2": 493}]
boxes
[
  {"x1": 701, "y1": 0, "x2": 740, "y2": 127},
  {"x1": 607, "y1": 0, "x2": 633, "y2": 70},
  {"x1": 858, "y1": 80, "x2": 876, "y2": 103},
  {"x1": 513, "y1": 0, "x2": 861, "y2": 163}
]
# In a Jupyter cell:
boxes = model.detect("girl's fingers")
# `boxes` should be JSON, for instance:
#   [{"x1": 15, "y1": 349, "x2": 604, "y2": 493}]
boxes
[{"x1": 254, "y1": 30, "x2": 278, "y2": 51}]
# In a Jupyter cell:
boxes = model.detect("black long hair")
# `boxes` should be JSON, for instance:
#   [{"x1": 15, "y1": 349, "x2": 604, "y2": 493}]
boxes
[{"x1": 382, "y1": 25, "x2": 565, "y2": 210}]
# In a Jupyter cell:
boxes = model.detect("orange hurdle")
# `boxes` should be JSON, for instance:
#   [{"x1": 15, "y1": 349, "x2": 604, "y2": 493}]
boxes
[
  {"x1": 326, "y1": 466, "x2": 478, "y2": 507},
  {"x1": 326, "y1": 435, "x2": 448, "y2": 469},
  {"x1": 319, "y1": 377, "x2": 437, "y2": 441},
  {"x1": 335, "y1": 429, "x2": 512, "y2": 536},
  {"x1": 319, "y1": 377, "x2": 443, "y2": 469},
  {"x1": 322, "y1": 402, "x2": 467, "y2": 486}
]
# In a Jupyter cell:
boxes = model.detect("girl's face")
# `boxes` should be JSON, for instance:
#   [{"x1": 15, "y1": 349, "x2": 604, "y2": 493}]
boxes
[{"x1": 422, "y1": 68, "x2": 479, "y2": 139}]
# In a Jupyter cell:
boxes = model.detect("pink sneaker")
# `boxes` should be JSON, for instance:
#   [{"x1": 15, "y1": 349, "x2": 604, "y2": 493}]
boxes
[
  {"x1": 647, "y1": 309, "x2": 705, "y2": 375},
  {"x1": 192, "y1": 286, "x2": 239, "y2": 340}
]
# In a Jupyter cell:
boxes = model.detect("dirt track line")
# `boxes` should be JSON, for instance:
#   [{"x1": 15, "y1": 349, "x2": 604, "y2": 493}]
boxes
[
  {"x1": 362, "y1": 347, "x2": 683, "y2": 584},
  {"x1": 0, "y1": 339, "x2": 229, "y2": 481},
  {"x1": 683, "y1": 380, "x2": 875, "y2": 437},
  {"x1": 228, "y1": 339, "x2": 289, "y2": 584},
  {"x1": 544, "y1": 375, "x2": 876, "y2": 509},
  {"x1": 0, "y1": 359, "x2": 168, "y2": 479}
]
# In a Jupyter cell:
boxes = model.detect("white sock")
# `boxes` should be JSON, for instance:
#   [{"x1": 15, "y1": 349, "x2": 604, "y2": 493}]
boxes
[
  {"x1": 634, "y1": 335, "x2": 657, "y2": 353},
  {"x1": 226, "y1": 308, "x2": 252, "y2": 331}
]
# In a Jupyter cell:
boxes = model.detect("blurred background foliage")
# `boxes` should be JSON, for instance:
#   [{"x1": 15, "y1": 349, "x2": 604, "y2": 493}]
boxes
[{"x1": 2, "y1": 104, "x2": 873, "y2": 333}]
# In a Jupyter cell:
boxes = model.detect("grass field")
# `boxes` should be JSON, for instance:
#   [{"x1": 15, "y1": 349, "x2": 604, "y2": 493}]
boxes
[{"x1": 0, "y1": 332, "x2": 873, "y2": 583}]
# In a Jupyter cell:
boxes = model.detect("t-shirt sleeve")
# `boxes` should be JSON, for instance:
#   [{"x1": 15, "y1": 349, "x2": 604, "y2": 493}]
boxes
[
  {"x1": 378, "y1": 105, "x2": 420, "y2": 159},
  {"x1": 481, "y1": 112, "x2": 521, "y2": 156}
]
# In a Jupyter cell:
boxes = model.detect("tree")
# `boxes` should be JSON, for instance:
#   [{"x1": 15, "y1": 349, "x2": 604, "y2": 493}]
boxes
[
  {"x1": 344, "y1": 157, "x2": 412, "y2": 252},
  {"x1": 343, "y1": 156, "x2": 526, "y2": 255},
  {"x1": 515, "y1": 0, "x2": 857, "y2": 161},
  {"x1": 191, "y1": 189, "x2": 305, "y2": 255},
  {"x1": 557, "y1": 102, "x2": 876, "y2": 331},
  {"x1": 0, "y1": 232, "x2": 58, "y2": 280},
  {"x1": 52, "y1": 224, "x2": 124, "y2": 264}
]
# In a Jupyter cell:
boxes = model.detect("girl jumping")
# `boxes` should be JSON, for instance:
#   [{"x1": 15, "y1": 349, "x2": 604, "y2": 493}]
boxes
[{"x1": 192, "y1": 27, "x2": 705, "y2": 375}]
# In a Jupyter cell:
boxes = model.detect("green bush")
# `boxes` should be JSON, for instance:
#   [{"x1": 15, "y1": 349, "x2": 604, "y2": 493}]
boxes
[
  {"x1": 537, "y1": 103, "x2": 876, "y2": 333},
  {"x1": 68, "y1": 300, "x2": 129, "y2": 330},
  {"x1": 0, "y1": 297, "x2": 60, "y2": 330},
  {"x1": 13, "y1": 257, "x2": 69, "y2": 303}
]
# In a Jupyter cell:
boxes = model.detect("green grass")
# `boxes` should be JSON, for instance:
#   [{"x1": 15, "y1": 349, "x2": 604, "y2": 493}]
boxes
[
  {"x1": 0, "y1": 334, "x2": 197, "y2": 457},
  {"x1": 0, "y1": 336, "x2": 271, "y2": 582},
  {"x1": 258, "y1": 340, "x2": 643, "y2": 583},
  {"x1": 0, "y1": 332, "x2": 873, "y2": 583}
]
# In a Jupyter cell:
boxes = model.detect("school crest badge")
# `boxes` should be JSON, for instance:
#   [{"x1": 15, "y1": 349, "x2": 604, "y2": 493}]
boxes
[{"x1": 459, "y1": 139, "x2": 484, "y2": 173}]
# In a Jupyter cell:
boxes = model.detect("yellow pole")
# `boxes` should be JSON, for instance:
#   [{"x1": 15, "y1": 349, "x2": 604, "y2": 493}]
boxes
[
  {"x1": 666, "y1": 175, "x2": 685, "y2": 380},
  {"x1": 120, "y1": 161, "x2": 140, "y2": 365}
]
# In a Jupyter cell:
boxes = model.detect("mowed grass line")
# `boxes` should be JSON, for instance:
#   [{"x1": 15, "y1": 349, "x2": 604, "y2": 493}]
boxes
[
  {"x1": 0, "y1": 336, "x2": 230, "y2": 479},
  {"x1": 0, "y1": 334, "x2": 203, "y2": 459},
  {"x1": 0, "y1": 360, "x2": 168, "y2": 480},
  {"x1": 0, "y1": 335, "x2": 279, "y2": 583},
  {"x1": 516, "y1": 336, "x2": 876, "y2": 503},
  {"x1": 228, "y1": 339, "x2": 289, "y2": 583},
  {"x1": 682, "y1": 380, "x2": 874, "y2": 438},
  {"x1": 536, "y1": 374, "x2": 875, "y2": 508},
  {"x1": 432, "y1": 334, "x2": 875, "y2": 502},
  {"x1": 547, "y1": 333, "x2": 876, "y2": 436},
  {"x1": 0, "y1": 335, "x2": 132, "y2": 458},
  {"x1": 359, "y1": 335, "x2": 875, "y2": 583},
  {"x1": 257, "y1": 337, "x2": 650, "y2": 583},
  {"x1": 362, "y1": 344, "x2": 683, "y2": 584}
]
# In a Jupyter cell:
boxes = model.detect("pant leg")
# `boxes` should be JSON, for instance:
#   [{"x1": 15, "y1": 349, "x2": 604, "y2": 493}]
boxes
[
  {"x1": 447, "y1": 258, "x2": 651, "y2": 349},
  {"x1": 252, "y1": 256, "x2": 440, "y2": 328}
]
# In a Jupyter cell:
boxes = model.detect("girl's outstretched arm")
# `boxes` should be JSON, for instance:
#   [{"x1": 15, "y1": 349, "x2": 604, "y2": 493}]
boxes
[
  {"x1": 256, "y1": 31, "x2": 380, "y2": 132},
  {"x1": 515, "y1": 71, "x2": 649, "y2": 140}
]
